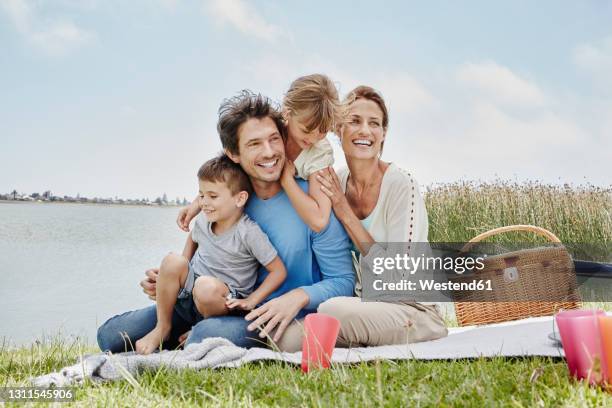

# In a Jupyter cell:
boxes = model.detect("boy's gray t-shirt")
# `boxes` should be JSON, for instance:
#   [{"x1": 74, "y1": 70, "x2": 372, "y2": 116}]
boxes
[{"x1": 190, "y1": 213, "x2": 277, "y2": 298}]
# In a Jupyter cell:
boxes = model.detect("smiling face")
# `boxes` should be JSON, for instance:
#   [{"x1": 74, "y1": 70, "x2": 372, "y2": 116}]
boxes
[
  {"x1": 285, "y1": 113, "x2": 327, "y2": 149},
  {"x1": 198, "y1": 179, "x2": 244, "y2": 223},
  {"x1": 230, "y1": 117, "x2": 286, "y2": 183},
  {"x1": 340, "y1": 98, "x2": 386, "y2": 160}
]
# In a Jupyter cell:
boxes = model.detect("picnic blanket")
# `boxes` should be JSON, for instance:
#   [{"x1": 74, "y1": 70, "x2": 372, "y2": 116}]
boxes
[{"x1": 31, "y1": 316, "x2": 563, "y2": 387}]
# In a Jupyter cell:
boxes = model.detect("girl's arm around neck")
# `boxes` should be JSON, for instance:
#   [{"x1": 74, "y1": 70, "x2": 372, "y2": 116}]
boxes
[{"x1": 280, "y1": 170, "x2": 332, "y2": 233}]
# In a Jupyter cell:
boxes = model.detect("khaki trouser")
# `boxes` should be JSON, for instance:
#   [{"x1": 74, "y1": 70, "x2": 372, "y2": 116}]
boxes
[
  {"x1": 318, "y1": 297, "x2": 448, "y2": 347},
  {"x1": 271, "y1": 297, "x2": 448, "y2": 351},
  {"x1": 267, "y1": 318, "x2": 305, "y2": 352}
]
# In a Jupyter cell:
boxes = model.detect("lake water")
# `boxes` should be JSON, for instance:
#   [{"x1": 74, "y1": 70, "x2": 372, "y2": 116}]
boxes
[
  {"x1": 6, "y1": 202, "x2": 603, "y2": 347},
  {"x1": 0, "y1": 202, "x2": 186, "y2": 346}
]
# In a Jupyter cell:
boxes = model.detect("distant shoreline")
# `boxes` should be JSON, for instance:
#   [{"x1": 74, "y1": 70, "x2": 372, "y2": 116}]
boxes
[{"x1": 0, "y1": 199, "x2": 184, "y2": 208}]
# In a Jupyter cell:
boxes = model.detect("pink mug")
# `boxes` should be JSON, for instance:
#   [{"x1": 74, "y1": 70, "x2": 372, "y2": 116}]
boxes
[
  {"x1": 556, "y1": 309, "x2": 607, "y2": 384},
  {"x1": 301, "y1": 313, "x2": 340, "y2": 373},
  {"x1": 597, "y1": 315, "x2": 612, "y2": 384}
]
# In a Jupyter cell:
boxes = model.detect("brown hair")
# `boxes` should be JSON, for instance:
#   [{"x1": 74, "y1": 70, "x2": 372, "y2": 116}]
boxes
[
  {"x1": 217, "y1": 90, "x2": 286, "y2": 156},
  {"x1": 283, "y1": 74, "x2": 344, "y2": 134},
  {"x1": 197, "y1": 154, "x2": 253, "y2": 195}
]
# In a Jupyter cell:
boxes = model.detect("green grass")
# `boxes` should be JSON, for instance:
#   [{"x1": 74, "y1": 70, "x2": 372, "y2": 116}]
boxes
[
  {"x1": 2, "y1": 181, "x2": 611, "y2": 406},
  {"x1": 2, "y1": 338, "x2": 612, "y2": 407}
]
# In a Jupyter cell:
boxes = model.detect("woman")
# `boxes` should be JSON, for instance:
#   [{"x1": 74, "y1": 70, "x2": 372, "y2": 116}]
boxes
[{"x1": 316, "y1": 85, "x2": 448, "y2": 347}]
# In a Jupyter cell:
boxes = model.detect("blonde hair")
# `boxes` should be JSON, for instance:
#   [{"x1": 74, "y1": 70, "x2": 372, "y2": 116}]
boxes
[{"x1": 283, "y1": 74, "x2": 344, "y2": 134}]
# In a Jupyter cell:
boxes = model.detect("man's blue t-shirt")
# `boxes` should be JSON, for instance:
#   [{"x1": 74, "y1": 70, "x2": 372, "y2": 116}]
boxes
[{"x1": 245, "y1": 179, "x2": 355, "y2": 311}]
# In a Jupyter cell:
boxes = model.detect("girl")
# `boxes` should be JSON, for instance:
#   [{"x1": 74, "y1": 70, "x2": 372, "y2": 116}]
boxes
[{"x1": 279, "y1": 73, "x2": 345, "y2": 232}]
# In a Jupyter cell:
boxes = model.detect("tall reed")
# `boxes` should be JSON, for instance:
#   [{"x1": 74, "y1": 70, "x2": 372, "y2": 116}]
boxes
[{"x1": 426, "y1": 181, "x2": 611, "y2": 246}]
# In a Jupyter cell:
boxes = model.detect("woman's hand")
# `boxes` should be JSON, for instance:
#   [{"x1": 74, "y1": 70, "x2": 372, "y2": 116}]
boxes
[
  {"x1": 245, "y1": 289, "x2": 308, "y2": 342},
  {"x1": 140, "y1": 268, "x2": 159, "y2": 300},
  {"x1": 316, "y1": 167, "x2": 352, "y2": 218},
  {"x1": 280, "y1": 159, "x2": 296, "y2": 187}
]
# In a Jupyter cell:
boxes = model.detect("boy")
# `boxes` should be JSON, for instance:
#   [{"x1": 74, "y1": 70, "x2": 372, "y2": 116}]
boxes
[{"x1": 135, "y1": 154, "x2": 287, "y2": 355}]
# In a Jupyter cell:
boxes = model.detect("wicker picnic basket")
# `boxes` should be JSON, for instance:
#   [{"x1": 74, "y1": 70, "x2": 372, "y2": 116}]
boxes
[{"x1": 453, "y1": 225, "x2": 581, "y2": 326}]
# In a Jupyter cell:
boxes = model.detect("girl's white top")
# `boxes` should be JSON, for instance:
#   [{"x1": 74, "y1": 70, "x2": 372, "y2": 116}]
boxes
[{"x1": 293, "y1": 138, "x2": 334, "y2": 180}]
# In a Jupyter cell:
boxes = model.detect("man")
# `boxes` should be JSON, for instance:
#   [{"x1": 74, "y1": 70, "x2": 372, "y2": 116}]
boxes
[{"x1": 97, "y1": 91, "x2": 354, "y2": 352}]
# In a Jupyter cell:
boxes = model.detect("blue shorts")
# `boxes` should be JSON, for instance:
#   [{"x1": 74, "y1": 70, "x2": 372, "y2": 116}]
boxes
[{"x1": 174, "y1": 263, "x2": 242, "y2": 323}]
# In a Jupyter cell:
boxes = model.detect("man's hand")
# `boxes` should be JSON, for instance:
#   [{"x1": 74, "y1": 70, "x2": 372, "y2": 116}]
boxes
[
  {"x1": 176, "y1": 202, "x2": 200, "y2": 232},
  {"x1": 176, "y1": 207, "x2": 191, "y2": 232},
  {"x1": 140, "y1": 268, "x2": 159, "y2": 300},
  {"x1": 245, "y1": 289, "x2": 309, "y2": 342}
]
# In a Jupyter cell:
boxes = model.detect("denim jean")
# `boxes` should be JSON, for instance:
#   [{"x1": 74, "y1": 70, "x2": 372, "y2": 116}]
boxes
[{"x1": 96, "y1": 305, "x2": 263, "y2": 352}]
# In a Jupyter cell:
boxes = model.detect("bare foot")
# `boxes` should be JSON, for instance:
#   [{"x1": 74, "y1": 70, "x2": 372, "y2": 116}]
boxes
[
  {"x1": 135, "y1": 326, "x2": 170, "y2": 355},
  {"x1": 178, "y1": 330, "x2": 191, "y2": 345}
]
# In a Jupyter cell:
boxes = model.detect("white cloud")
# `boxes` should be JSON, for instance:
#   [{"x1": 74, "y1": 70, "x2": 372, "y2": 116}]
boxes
[
  {"x1": 464, "y1": 102, "x2": 582, "y2": 151},
  {"x1": 1, "y1": 0, "x2": 29, "y2": 31},
  {"x1": 238, "y1": 52, "x2": 438, "y2": 115},
  {"x1": 381, "y1": 100, "x2": 598, "y2": 187},
  {"x1": 159, "y1": 0, "x2": 180, "y2": 10},
  {"x1": 205, "y1": 0, "x2": 286, "y2": 43},
  {"x1": 120, "y1": 105, "x2": 136, "y2": 116},
  {"x1": 349, "y1": 65, "x2": 602, "y2": 186},
  {"x1": 574, "y1": 37, "x2": 612, "y2": 72},
  {"x1": 383, "y1": 88, "x2": 607, "y2": 187},
  {"x1": 573, "y1": 37, "x2": 612, "y2": 88},
  {"x1": 30, "y1": 20, "x2": 91, "y2": 55},
  {"x1": 242, "y1": 54, "x2": 297, "y2": 93},
  {"x1": 377, "y1": 73, "x2": 439, "y2": 115},
  {"x1": 236, "y1": 53, "x2": 363, "y2": 105},
  {"x1": 457, "y1": 61, "x2": 546, "y2": 108},
  {"x1": 0, "y1": 0, "x2": 93, "y2": 56},
  {"x1": 212, "y1": 50, "x2": 606, "y2": 186}
]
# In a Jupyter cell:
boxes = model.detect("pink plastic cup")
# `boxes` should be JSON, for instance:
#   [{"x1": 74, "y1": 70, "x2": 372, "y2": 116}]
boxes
[
  {"x1": 301, "y1": 313, "x2": 340, "y2": 373},
  {"x1": 556, "y1": 309, "x2": 607, "y2": 384},
  {"x1": 598, "y1": 315, "x2": 612, "y2": 384}
]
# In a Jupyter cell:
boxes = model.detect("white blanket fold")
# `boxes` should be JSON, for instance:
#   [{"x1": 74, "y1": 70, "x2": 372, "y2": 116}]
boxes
[{"x1": 30, "y1": 317, "x2": 563, "y2": 387}]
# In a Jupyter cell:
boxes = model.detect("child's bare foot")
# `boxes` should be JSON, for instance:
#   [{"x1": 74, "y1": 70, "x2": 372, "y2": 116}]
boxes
[{"x1": 135, "y1": 326, "x2": 170, "y2": 355}]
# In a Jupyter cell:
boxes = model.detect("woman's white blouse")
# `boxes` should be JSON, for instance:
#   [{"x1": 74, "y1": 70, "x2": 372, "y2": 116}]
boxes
[{"x1": 337, "y1": 163, "x2": 429, "y2": 297}]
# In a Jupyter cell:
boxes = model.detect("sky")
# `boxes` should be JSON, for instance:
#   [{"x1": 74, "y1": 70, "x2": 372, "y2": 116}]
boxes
[{"x1": 1, "y1": 0, "x2": 611, "y2": 200}]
